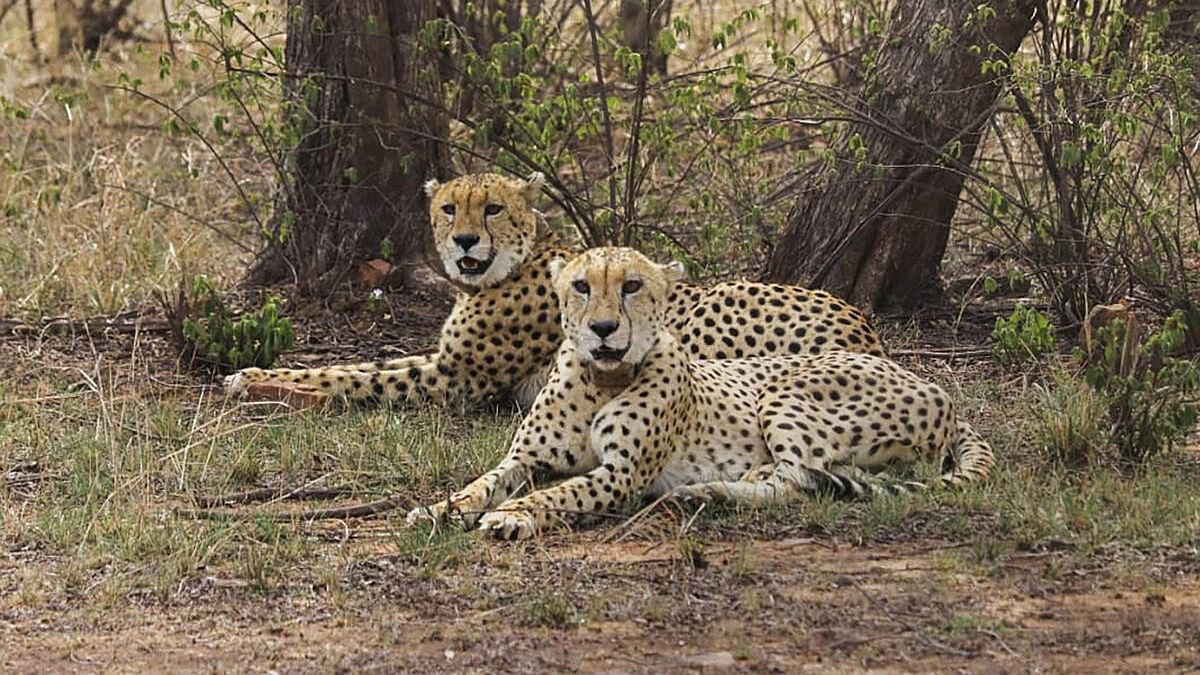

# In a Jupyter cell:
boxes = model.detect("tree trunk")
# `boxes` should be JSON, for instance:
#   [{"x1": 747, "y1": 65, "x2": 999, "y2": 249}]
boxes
[
  {"x1": 248, "y1": 0, "x2": 446, "y2": 295},
  {"x1": 765, "y1": 0, "x2": 1037, "y2": 311}
]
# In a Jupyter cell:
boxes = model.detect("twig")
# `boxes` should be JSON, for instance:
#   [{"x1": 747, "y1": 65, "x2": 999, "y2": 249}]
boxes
[
  {"x1": 980, "y1": 629, "x2": 1019, "y2": 657},
  {"x1": 160, "y1": 0, "x2": 175, "y2": 56},
  {"x1": 0, "y1": 0, "x2": 18, "y2": 28},
  {"x1": 1, "y1": 315, "x2": 169, "y2": 338},
  {"x1": 98, "y1": 182, "x2": 254, "y2": 254},
  {"x1": 889, "y1": 347, "x2": 992, "y2": 359},
  {"x1": 106, "y1": 84, "x2": 266, "y2": 234},
  {"x1": 175, "y1": 492, "x2": 416, "y2": 522},
  {"x1": 193, "y1": 485, "x2": 357, "y2": 508},
  {"x1": 23, "y1": 0, "x2": 36, "y2": 56},
  {"x1": 579, "y1": 0, "x2": 621, "y2": 238},
  {"x1": 602, "y1": 492, "x2": 674, "y2": 544}
]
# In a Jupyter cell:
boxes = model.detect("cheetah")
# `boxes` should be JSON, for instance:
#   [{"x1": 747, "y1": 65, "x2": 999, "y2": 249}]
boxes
[
  {"x1": 225, "y1": 172, "x2": 884, "y2": 408},
  {"x1": 407, "y1": 247, "x2": 994, "y2": 540}
]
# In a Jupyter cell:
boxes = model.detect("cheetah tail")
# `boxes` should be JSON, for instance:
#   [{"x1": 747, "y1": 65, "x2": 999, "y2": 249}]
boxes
[
  {"x1": 814, "y1": 467, "x2": 926, "y2": 501},
  {"x1": 940, "y1": 421, "x2": 995, "y2": 485}
]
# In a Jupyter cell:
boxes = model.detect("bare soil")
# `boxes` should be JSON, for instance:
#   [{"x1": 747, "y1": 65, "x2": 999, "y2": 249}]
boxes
[{"x1": 3, "y1": 532, "x2": 1198, "y2": 673}]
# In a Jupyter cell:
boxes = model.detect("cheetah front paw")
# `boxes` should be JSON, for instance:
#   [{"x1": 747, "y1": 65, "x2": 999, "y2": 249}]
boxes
[
  {"x1": 406, "y1": 491, "x2": 490, "y2": 529},
  {"x1": 477, "y1": 508, "x2": 538, "y2": 540},
  {"x1": 406, "y1": 499, "x2": 455, "y2": 527},
  {"x1": 223, "y1": 368, "x2": 265, "y2": 397},
  {"x1": 668, "y1": 483, "x2": 721, "y2": 503}
]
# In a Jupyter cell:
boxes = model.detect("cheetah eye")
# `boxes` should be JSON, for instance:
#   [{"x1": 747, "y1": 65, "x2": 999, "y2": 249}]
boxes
[
  {"x1": 621, "y1": 279, "x2": 643, "y2": 295},
  {"x1": 484, "y1": 204, "x2": 503, "y2": 216},
  {"x1": 441, "y1": 204, "x2": 456, "y2": 216},
  {"x1": 572, "y1": 279, "x2": 590, "y2": 295}
]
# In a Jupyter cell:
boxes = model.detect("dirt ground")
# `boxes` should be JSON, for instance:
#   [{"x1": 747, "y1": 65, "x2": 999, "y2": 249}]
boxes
[
  {"x1": 3, "y1": 533, "x2": 1199, "y2": 673},
  {"x1": 2, "y1": 290, "x2": 1199, "y2": 674}
]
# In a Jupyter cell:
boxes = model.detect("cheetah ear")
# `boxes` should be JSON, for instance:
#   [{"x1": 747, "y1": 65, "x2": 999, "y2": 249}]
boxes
[
  {"x1": 423, "y1": 178, "x2": 441, "y2": 198},
  {"x1": 661, "y1": 260, "x2": 688, "y2": 283},
  {"x1": 548, "y1": 255, "x2": 567, "y2": 282},
  {"x1": 521, "y1": 172, "x2": 545, "y2": 203}
]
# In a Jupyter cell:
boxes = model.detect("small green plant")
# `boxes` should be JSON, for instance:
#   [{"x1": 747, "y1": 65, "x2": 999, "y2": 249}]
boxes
[
  {"x1": 180, "y1": 275, "x2": 295, "y2": 370},
  {"x1": 992, "y1": 304, "x2": 1055, "y2": 365},
  {"x1": 1082, "y1": 311, "x2": 1200, "y2": 462}
]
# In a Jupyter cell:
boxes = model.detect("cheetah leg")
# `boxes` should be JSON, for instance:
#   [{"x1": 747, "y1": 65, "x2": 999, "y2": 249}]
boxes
[
  {"x1": 226, "y1": 359, "x2": 451, "y2": 404},
  {"x1": 476, "y1": 411, "x2": 666, "y2": 540},
  {"x1": 407, "y1": 371, "x2": 594, "y2": 529},
  {"x1": 672, "y1": 392, "x2": 914, "y2": 505}
]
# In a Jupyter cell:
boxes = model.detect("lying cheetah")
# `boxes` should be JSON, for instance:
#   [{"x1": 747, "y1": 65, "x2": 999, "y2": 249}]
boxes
[
  {"x1": 226, "y1": 172, "x2": 884, "y2": 407},
  {"x1": 408, "y1": 247, "x2": 994, "y2": 539}
]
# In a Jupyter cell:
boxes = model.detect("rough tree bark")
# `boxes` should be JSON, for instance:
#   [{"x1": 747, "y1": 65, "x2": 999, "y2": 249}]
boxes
[
  {"x1": 765, "y1": 0, "x2": 1038, "y2": 311},
  {"x1": 248, "y1": 0, "x2": 446, "y2": 295}
]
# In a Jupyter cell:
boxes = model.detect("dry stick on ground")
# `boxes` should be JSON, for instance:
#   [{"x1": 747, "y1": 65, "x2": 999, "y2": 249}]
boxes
[
  {"x1": 1, "y1": 315, "x2": 169, "y2": 339},
  {"x1": 192, "y1": 485, "x2": 358, "y2": 508},
  {"x1": 176, "y1": 492, "x2": 417, "y2": 522},
  {"x1": 889, "y1": 347, "x2": 993, "y2": 358}
]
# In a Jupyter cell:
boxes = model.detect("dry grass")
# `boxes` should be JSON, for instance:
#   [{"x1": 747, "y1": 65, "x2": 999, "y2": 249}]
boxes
[{"x1": 0, "y1": 1, "x2": 268, "y2": 319}]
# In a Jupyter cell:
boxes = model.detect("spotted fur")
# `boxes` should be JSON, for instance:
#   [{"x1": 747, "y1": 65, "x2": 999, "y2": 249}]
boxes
[
  {"x1": 408, "y1": 247, "x2": 994, "y2": 540},
  {"x1": 225, "y1": 173, "x2": 884, "y2": 408}
]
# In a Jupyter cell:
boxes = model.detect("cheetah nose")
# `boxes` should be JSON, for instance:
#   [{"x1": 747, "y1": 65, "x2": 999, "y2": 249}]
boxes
[
  {"x1": 453, "y1": 234, "x2": 480, "y2": 252},
  {"x1": 590, "y1": 320, "x2": 619, "y2": 339}
]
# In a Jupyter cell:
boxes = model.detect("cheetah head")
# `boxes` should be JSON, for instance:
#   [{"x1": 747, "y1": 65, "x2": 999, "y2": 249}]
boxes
[
  {"x1": 425, "y1": 172, "x2": 545, "y2": 289},
  {"x1": 551, "y1": 247, "x2": 686, "y2": 372}
]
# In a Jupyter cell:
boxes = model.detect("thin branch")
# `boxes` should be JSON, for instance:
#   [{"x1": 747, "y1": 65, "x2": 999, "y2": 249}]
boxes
[
  {"x1": 579, "y1": 0, "x2": 620, "y2": 242},
  {"x1": 98, "y1": 182, "x2": 255, "y2": 254},
  {"x1": 106, "y1": 84, "x2": 266, "y2": 234},
  {"x1": 23, "y1": 0, "x2": 37, "y2": 55},
  {"x1": 0, "y1": 0, "x2": 18, "y2": 28}
]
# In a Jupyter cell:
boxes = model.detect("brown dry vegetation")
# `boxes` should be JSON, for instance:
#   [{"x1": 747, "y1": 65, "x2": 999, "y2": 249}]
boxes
[{"x1": 2, "y1": 1, "x2": 1199, "y2": 673}]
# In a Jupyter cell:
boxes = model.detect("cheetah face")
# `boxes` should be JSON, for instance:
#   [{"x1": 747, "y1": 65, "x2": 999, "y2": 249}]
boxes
[
  {"x1": 551, "y1": 247, "x2": 685, "y2": 371},
  {"x1": 425, "y1": 172, "x2": 544, "y2": 289}
]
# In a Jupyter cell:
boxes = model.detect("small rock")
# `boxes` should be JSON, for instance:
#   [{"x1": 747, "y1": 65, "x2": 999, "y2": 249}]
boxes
[{"x1": 244, "y1": 381, "x2": 330, "y2": 409}]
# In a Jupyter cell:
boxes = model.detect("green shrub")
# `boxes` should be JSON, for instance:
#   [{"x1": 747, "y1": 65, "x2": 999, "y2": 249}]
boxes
[
  {"x1": 992, "y1": 305, "x2": 1055, "y2": 365},
  {"x1": 1082, "y1": 311, "x2": 1200, "y2": 462},
  {"x1": 180, "y1": 276, "x2": 295, "y2": 371}
]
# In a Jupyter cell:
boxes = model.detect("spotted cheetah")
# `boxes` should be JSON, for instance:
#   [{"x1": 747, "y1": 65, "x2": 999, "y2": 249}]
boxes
[
  {"x1": 407, "y1": 247, "x2": 994, "y2": 540},
  {"x1": 225, "y1": 172, "x2": 884, "y2": 408}
]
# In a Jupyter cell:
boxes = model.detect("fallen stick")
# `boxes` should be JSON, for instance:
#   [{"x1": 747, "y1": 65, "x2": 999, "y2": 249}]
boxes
[{"x1": 175, "y1": 493, "x2": 415, "y2": 522}]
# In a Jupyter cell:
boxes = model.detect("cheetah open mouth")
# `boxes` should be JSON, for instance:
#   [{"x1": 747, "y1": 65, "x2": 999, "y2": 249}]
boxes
[
  {"x1": 591, "y1": 346, "x2": 628, "y2": 362},
  {"x1": 456, "y1": 256, "x2": 493, "y2": 276}
]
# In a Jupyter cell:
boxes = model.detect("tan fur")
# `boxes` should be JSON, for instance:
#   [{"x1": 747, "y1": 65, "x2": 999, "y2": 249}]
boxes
[
  {"x1": 408, "y1": 248, "x2": 994, "y2": 540},
  {"x1": 226, "y1": 173, "x2": 886, "y2": 411}
]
